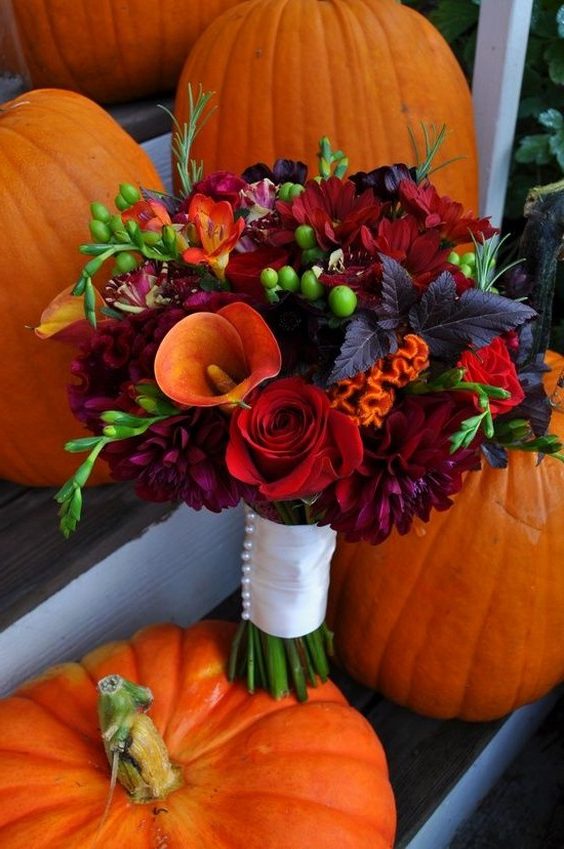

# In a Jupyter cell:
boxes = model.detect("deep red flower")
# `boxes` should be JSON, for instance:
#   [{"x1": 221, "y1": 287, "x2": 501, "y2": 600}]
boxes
[
  {"x1": 277, "y1": 176, "x2": 384, "y2": 251},
  {"x1": 102, "y1": 410, "x2": 256, "y2": 512},
  {"x1": 226, "y1": 376, "x2": 363, "y2": 500},
  {"x1": 317, "y1": 393, "x2": 481, "y2": 544},
  {"x1": 458, "y1": 336, "x2": 525, "y2": 415},
  {"x1": 398, "y1": 180, "x2": 497, "y2": 245},
  {"x1": 192, "y1": 170, "x2": 248, "y2": 208},
  {"x1": 362, "y1": 216, "x2": 453, "y2": 289}
]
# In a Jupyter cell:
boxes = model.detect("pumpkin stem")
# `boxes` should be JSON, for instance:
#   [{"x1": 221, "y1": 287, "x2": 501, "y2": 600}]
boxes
[
  {"x1": 521, "y1": 179, "x2": 564, "y2": 360},
  {"x1": 97, "y1": 675, "x2": 183, "y2": 803}
]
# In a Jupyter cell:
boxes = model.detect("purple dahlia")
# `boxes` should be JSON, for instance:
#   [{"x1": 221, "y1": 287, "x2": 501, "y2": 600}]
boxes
[{"x1": 317, "y1": 393, "x2": 482, "y2": 544}]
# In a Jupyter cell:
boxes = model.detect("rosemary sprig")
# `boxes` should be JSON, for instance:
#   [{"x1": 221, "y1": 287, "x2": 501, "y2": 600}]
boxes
[
  {"x1": 161, "y1": 83, "x2": 216, "y2": 197},
  {"x1": 471, "y1": 233, "x2": 525, "y2": 293},
  {"x1": 408, "y1": 123, "x2": 463, "y2": 183}
]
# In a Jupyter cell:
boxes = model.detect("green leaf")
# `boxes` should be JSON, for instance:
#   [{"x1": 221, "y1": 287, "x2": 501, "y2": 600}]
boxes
[
  {"x1": 548, "y1": 129, "x2": 564, "y2": 169},
  {"x1": 545, "y1": 40, "x2": 564, "y2": 84},
  {"x1": 538, "y1": 107, "x2": 564, "y2": 130},
  {"x1": 517, "y1": 95, "x2": 545, "y2": 120},
  {"x1": 557, "y1": 5, "x2": 564, "y2": 37},
  {"x1": 515, "y1": 133, "x2": 552, "y2": 164},
  {"x1": 429, "y1": 0, "x2": 479, "y2": 43}
]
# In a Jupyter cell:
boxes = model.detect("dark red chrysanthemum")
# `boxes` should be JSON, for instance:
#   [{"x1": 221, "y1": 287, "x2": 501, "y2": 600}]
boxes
[
  {"x1": 397, "y1": 180, "x2": 497, "y2": 245},
  {"x1": 69, "y1": 306, "x2": 189, "y2": 431},
  {"x1": 102, "y1": 411, "x2": 256, "y2": 512},
  {"x1": 317, "y1": 393, "x2": 482, "y2": 544},
  {"x1": 277, "y1": 176, "x2": 384, "y2": 251}
]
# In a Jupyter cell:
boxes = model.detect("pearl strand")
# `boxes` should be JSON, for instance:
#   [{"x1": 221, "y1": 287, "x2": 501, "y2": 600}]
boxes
[{"x1": 240, "y1": 507, "x2": 256, "y2": 621}]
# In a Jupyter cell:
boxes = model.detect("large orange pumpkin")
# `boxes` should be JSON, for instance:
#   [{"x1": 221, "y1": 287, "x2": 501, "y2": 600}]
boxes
[
  {"x1": 0, "y1": 88, "x2": 163, "y2": 486},
  {"x1": 0, "y1": 620, "x2": 396, "y2": 848},
  {"x1": 4, "y1": 0, "x2": 245, "y2": 104},
  {"x1": 327, "y1": 352, "x2": 564, "y2": 722},
  {"x1": 175, "y1": 0, "x2": 478, "y2": 210}
]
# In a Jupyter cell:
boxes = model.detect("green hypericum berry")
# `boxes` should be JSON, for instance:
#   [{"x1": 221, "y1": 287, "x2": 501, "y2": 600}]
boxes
[
  {"x1": 301, "y1": 247, "x2": 325, "y2": 264},
  {"x1": 278, "y1": 182, "x2": 294, "y2": 202},
  {"x1": 459, "y1": 263, "x2": 473, "y2": 278},
  {"x1": 260, "y1": 267, "x2": 279, "y2": 289},
  {"x1": 277, "y1": 265, "x2": 300, "y2": 292},
  {"x1": 447, "y1": 251, "x2": 461, "y2": 265},
  {"x1": 295, "y1": 224, "x2": 317, "y2": 250},
  {"x1": 289, "y1": 184, "x2": 305, "y2": 199},
  {"x1": 300, "y1": 269, "x2": 324, "y2": 300},
  {"x1": 328, "y1": 285, "x2": 357, "y2": 317},
  {"x1": 460, "y1": 251, "x2": 476, "y2": 266},
  {"x1": 89, "y1": 219, "x2": 111, "y2": 243},
  {"x1": 115, "y1": 251, "x2": 139, "y2": 274},
  {"x1": 90, "y1": 202, "x2": 111, "y2": 223},
  {"x1": 119, "y1": 183, "x2": 141, "y2": 205}
]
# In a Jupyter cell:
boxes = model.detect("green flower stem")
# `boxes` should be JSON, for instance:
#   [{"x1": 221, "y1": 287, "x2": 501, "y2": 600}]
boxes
[{"x1": 228, "y1": 621, "x2": 334, "y2": 702}]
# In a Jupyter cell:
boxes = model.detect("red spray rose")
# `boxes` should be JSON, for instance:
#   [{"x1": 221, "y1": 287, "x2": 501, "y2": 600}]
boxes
[
  {"x1": 458, "y1": 336, "x2": 525, "y2": 415},
  {"x1": 226, "y1": 377, "x2": 363, "y2": 500}
]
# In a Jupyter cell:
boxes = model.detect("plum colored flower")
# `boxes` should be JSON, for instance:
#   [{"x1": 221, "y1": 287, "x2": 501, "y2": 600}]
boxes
[
  {"x1": 102, "y1": 409, "x2": 256, "y2": 512},
  {"x1": 458, "y1": 336, "x2": 525, "y2": 415},
  {"x1": 192, "y1": 170, "x2": 248, "y2": 208},
  {"x1": 226, "y1": 376, "x2": 363, "y2": 500},
  {"x1": 349, "y1": 163, "x2": 416, "y2": 201},
  {"x1": 317, "y1": 393, "x2": 481, "y2": 544},
  {"x1": 242, "y1": 158, "x2": 308, "y2": 185}
]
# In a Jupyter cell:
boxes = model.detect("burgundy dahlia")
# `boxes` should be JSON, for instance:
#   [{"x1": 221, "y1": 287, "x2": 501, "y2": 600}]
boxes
[
  {"x1": 102, "y1": 411, "x2": 256, "y2": 512},
  {"x1": 317, "y1": 393, "x2": 482, "y2": 544}
]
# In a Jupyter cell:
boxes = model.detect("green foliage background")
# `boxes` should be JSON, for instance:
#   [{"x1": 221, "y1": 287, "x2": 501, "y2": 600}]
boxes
[{"x1": 402, "y1": 0, "x2": 564, "y2": 350}]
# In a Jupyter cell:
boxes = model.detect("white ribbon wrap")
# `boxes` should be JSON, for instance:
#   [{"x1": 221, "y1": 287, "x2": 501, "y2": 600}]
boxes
[{"x1": 241, "y1": 510, "x2": 337, "y2": 639}]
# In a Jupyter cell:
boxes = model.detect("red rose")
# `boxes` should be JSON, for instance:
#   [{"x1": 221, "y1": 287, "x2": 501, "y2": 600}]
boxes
[
  {"x1": 458, "y1": 336, "x2": 525, "y2": 415},
  {"x1": 226, "y1": 377, "x2": 363, "y2": 500}
]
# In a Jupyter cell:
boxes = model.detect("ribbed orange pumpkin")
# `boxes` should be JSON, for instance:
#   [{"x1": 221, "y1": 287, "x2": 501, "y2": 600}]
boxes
[
  {"x1": 0, "y1": 88, "x2": 163, "y2": 486},
  {"x1": 175, "y1": 0, "x2": 478, "y2": 210},
  {"x1": 327, "y1": 352, "x2": 564, "y2": 721},
  {"x1": 0, "y1": 620, "x2": 396, "y2": 848},
  {"x1": 4, "y1": 0, "x2": 244, "y2": 104}
]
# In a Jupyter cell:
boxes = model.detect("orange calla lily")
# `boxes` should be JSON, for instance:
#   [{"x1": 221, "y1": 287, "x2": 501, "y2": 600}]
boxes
[
  {"x1": 34, "y1": 286, "x2": 105, "y2": 342},
  {"x1": 182, "y1": 193, "x2": 245, "y2": 281},
  {"x1": 154, "y1": 302, "x2": 282, "y2": 407}
]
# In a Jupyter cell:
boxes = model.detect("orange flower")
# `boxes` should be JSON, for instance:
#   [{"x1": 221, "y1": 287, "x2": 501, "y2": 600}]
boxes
[
  {"x1": 34, "y1": 286, "x2": 105, "y2": 342},
  {"x1": 122, "y1": 199, "x2": 172, "y2": 232},
  {"x1": 182, "y1": 193, "x2": 245, "y2": 281},
  {"x1": 154, "y1": 301, "x2": 281, "y2": 408}
]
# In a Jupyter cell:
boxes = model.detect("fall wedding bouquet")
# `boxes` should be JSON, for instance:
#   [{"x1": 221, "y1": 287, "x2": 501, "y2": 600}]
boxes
[{"x1": 38, "y1": 91, "x2": 563, "y2": 700}]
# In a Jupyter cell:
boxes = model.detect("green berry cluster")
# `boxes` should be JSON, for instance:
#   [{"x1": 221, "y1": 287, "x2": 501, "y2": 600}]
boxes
[
  {"x1": 448, "y1": 249, "x2": 476, "y2": 279},
  {"x1": 259, "y1": 264, "x2": 357, "y2": 317}
]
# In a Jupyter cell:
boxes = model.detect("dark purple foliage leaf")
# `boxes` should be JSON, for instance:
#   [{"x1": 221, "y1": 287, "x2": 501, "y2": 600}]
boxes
[
  {"x1": 409, "y1": 273, "x2": 537, "y2": 358},
  {"x1": 504, "y1": 355, "x2": 553, "y2": 436},
  {"x1": 327, "y1": 312, "x2": 398, "y2": 385},
  {"x1": 481, "y1": 442, "x2": 508, "y2": 468},
  {"x1": 378, "y1": 255, "x2": 418, "y2": 329}
]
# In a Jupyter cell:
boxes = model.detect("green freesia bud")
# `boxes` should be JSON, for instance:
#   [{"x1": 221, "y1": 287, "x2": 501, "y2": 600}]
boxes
[
  {"x1": 119, "y1": 183, "x2": 142, "y2": 205},
  {"x1": 90, "y1": 202, "x2": 111, "y2": 223},
  {"x1": 90, "y1": 219, "x2": 111, "y2": 243},
  {"x1": 115, "y1": 194, "x2": 130, "y2": 212},
  {"x1": 115, "y1": 251, "x2": 139, "y2": 274}
]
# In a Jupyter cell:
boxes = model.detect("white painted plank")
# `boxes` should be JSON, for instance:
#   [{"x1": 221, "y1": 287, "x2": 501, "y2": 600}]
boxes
[
  {"x1": 0, "y1": 504, "x2": 243, "y2": 696},
  {"x1": 472, "y1": 0, "x2": 534, "y2": 225}
]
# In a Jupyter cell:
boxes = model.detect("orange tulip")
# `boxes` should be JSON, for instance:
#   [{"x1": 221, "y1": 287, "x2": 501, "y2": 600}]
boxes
[
  {"x1": 182, "y1": 193, "x2": 245, "y2": 281},
  {"x1": 154, "y1": 302, "x2": 281, "y2": 407},
  {"x1": 34, "y1": 286, "x2": 105, "y2": 342}
]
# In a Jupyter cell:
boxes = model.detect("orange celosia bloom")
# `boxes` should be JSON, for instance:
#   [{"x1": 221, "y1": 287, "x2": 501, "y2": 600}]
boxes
[
  {"x1": 183, "y1": 193, "x2": 245, "y2": 281},
  {"x1": 328, "y1": 334, "x2": 429, "y2": 428}
]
